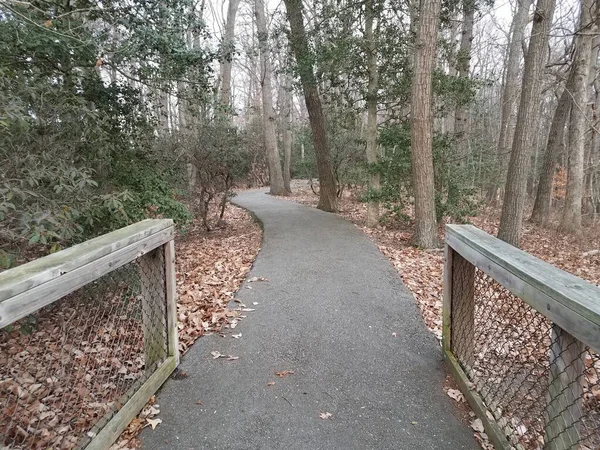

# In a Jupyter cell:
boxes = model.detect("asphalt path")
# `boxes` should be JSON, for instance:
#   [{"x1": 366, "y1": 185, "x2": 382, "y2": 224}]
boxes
[{"x1": 141, "y1": 189, "x2": 477, "y2": 450}]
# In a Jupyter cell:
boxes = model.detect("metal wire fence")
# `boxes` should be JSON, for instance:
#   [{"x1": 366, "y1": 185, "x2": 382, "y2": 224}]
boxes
[
  {"x1": 445, "y1": 225, "x2": 600, "y2": 450},
  {"x1": 0, "y1": 220, "x2": 176, "y2": 450},
  {"x1": 453, "y1": 270, "x2": 600, "y2": 450}
]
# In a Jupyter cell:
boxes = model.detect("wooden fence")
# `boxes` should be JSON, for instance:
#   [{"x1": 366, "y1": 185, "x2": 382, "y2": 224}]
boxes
[
  {"x1": 443, "y1": 225, "x2": 600, "y2": 450},
  {"x1": 0, "y1": 219, "x2": 179, "y2": 450}
]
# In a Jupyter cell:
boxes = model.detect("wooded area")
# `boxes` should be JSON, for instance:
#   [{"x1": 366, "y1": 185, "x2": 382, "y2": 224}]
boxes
[{"x1": 2, "y1": 0, "x2": 599, "y2": 265}]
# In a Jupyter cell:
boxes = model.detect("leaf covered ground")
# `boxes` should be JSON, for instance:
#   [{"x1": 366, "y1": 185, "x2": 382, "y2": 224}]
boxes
[{"x1": 0, "y1": 204, "x2": 261, "y2": 450}]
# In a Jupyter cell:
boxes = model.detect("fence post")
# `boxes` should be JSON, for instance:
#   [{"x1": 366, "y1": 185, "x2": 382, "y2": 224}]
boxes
[
  {"x1": 443, "y1": 244, "x2": 454, "y2": 354},
  {"x1": 164, "y1": 240, "x2": 180, "y2": 364},
  {"x1": 140, "y1": 248, "x2": 168, "y2": 372},
  {"x1": 545, "y1": 325, "x2": 585, "y2": 449},
  {"x1": 448, "y1": 249, "x2": 475, "y2": 371}
]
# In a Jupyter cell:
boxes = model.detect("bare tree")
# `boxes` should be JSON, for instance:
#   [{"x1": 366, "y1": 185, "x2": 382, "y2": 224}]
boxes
[
  {"x1": 282, "y1": 74, "x2": 293, "y2": 193},
  {"x1": 530, "y1": 70, "x2": 575, "y2": 225},
  {"x1": 411, "y1": 0, "x2": 442, "y2": 248},
  {"x1": 219, "y1": 0, "x2": 242, "y2": 112},
  {"x1": 496, "y1": 0, "x2": 532, "y2": 171},
  {"x1": 561, "y1": 0, "x2": 596, "y2": 232},
  {"x1": 454, "y1": 0, "x2": 476, "y2": 153},
  {"x1": 283, "y1": 0, "x2": 338, "y2": 211},
  {"x1": 498, "y1": 0, "x2": 557, "y2": 247},
  {"x1": 365, "y1": 0, "x2": 381, "y2": 227},
  {"x1": 255, "y1": 0, "x2": 287, "y2": 195}
]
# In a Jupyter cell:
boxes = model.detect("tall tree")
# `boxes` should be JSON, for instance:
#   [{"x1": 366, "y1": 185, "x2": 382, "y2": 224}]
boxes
[
  {"x1": 219, "y1": 0, "x2": 242, "y2": 112},
  {"x1": 255, "y1": 0, "x2": 286, "y2": 195},
  {"x1": 496, "y1": 0, "x2": 532, "y2": 169},
  {"x1": 530, "y1": 70, "x2": 575, "y2": 225},
  {"x1": 497, "y1": 0, "x2": 556, "y2": 247},
  {"x1": 561, "y1": 0, "x2": 596, "y2": 232},
  {"x1": 283, "y1": 0, "x2": 338, "y2": 211},
  {"x1": 282, "y1": 74, "x2": 293, "y2": 193},
  {"x1": 454, "y1": 0, "x2": 476, "y2": 152},
  {"x1": 365, "y1": 0, "x2": 381, "y2": 227},
  {"x1": 410, "y1": 0, "x2": 442, "y2": 248}
]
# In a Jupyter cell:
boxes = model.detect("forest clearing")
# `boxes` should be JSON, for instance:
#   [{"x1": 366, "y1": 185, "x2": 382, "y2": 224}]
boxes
[{"x1": 1, "y1": 0, "x2": 600, "y2": 448}]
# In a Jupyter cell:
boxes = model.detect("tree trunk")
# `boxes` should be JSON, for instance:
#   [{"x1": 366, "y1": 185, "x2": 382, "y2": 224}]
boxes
[
  {"x1": 530, "y1": 72, "x2": 575, "y2": 225},
  {"x1": 494, "y1": 0, "x2": 532, "y2": 193},
  {"x1": 219, "y1": 0, "x2": 241, "y2": 113},
  {"x1": 255, "y1": 0, "x2": 286, "y2": 196},
  {"x1": 454, "y1": 0, "x2": 476, "y2": 156},
  {"x1": 410, "y1": 0, "x2": 442, "y2": 248},
  {"x1": 283, "y1": 0, "x2": 338, "y2": 211},
  {"x1": 282, "y1": 75, "x2": 293, "y2": 193},
  {"x1": 365, "y1": 0, "x2": 381, "y2": 227},
  {"x1": 498, "y1": 0, "x2": 556, "y2": 247},
  {"x1": 561, "y1": 0, "x2": 595, "y2": 232}
]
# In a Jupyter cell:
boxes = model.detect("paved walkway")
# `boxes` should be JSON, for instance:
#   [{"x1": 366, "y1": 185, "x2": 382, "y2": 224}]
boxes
[{"x1": 141, "y1": 190, "x2": 477, "y2": 450}]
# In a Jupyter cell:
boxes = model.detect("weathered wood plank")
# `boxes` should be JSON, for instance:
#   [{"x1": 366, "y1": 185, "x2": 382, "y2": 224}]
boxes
[
  {"x1": 446, "y1": 225, "x2": 600, "y2": 325},
  {"x1": 446, "y1": 225, "x2": 600, "y2": 353},
  {"x1": 545, "y1": 325, "x2": 585, "y2": 450},
  {"x1": 164, "y1": 240, "x2": 180, "y2": 364},
  {"x1": 444, "y1": 351, "x2": 512, "y2": 450},
  {"x1": 84, "y1": 356, "x2": 178, "y2": 450},
  {"x1": 0, "y1": 219, "x2": 173, "y2": 302},
  {"x1": 0, "y1": 227, "x2": 174, "y2": 328},
  {"x1": 442, "y1": 244, "x2": 453, "y2": 353}
]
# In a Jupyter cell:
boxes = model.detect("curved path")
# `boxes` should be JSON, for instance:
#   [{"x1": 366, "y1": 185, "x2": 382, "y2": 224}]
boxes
[{"x1": 141, "y1": 190, "x2": 477, "y2": 450}]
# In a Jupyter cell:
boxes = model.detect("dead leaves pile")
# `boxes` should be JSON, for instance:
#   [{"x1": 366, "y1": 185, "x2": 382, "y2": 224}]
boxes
[{"x1": 175, "y1": 205, "x2": 262, "y2": 353}]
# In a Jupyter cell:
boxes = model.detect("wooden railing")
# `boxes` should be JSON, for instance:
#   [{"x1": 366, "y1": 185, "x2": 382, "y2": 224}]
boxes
[
  {"x1": 443, "y1": 225, "x2": 600, "y2": 450},
  {"x1": 0, "y1": 219, "x2": 179, "y2": 450}
]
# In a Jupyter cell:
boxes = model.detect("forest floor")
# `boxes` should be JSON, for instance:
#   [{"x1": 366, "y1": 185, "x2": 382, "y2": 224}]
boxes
[{"x1": 282, "y1": 179, "x2": 600, "y2": 450}]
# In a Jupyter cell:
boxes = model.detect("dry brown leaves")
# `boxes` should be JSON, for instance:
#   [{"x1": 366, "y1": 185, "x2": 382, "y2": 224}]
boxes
[
  {"x1": 0, "y1": 204, "x2": 261, "y2": 450},
  {"x1": 175, "y1": 205, "x2": 262, "y2": 353}
]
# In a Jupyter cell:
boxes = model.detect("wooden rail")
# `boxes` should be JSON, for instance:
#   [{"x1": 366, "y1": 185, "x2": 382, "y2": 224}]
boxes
[
  {"x1": 0, "y1": 219, "x2": 179, "y2": 450},
  {"x1": 443, "y1": 225, "x2": 600, "y2": 450}
]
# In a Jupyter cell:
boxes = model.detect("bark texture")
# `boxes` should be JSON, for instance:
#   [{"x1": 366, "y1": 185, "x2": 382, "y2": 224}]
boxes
[
  {"x1": 453, "y1": 0, "x2": 476, "y2": 154},
  {"x1": 219, "y1": 0, "x2": 242, "y2": 111},
  {"x1": 284, "y1": 0, "x2": 338, "y2": 211},
  {"x1": 410, "y1": 0, "x2": 442, "y2": 248},
  {"x1": 282, "y1": 76, "x2": 293, "y2": 193},
  {"x1": 497, "y1": 0, "x2": 556, "y2": 247},
  {"x1": 530, "y1": 72, "x2": 574, "y2": 225},
  {"x1": 255, "y1": 0, "x2": 286, "y2": 196},
  {"x1": 561, "y1": 0, "x2": 596, "y2": 232},
  {"x1": 365, "y1": 0, "x2": 381, "y2": 227}
]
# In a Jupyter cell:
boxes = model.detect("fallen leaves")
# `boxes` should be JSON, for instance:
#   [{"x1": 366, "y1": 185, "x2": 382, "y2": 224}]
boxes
[
  {"x1": 471, "y1": 418, "x2": 485, "y2": 433},
  {"x1": 266, "y1": 381, "x2": 276, "y2": 386},
  {"x1": 446, "y1": 388, "x2": 465, "y2": 403},
  {"x1": 275, "y1": 370, "x2": 294, "y2": 377},
  {"x1": 319, "y1": 412, "x2": 332, "y2": 420},
  {"x1": 247, "y1": 276, "x2": 268, "y2": 282},
  {"x1": 146, "y1": 418, "x2": 162, "y2": 430},
  {"x1": 211, "y1": 351, "x2": 240, "y2": 361}
]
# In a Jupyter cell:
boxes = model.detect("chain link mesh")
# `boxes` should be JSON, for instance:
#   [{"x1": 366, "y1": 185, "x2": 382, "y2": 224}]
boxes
[
  {"x1": 0, "y1": 248, "x2": 168, "y2": 449},
  {"x1": 452, "y1": 268, "x2": 600, "y2": 450}
]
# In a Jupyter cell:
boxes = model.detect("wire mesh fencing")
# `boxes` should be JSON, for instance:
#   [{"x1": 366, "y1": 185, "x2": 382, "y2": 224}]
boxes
[
  {"x1": 452, "y1": 270, "x2": 600, "y2": 449},
  {"x1": 445, "y1": 225, "x2": 600, "y2": 450},
  {"x1": 0, "y1": 239, "x2": 174, "y2": 449}
]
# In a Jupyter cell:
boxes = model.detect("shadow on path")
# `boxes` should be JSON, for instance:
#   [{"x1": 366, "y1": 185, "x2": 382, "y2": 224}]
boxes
[{"x1": 141, "y1": 189, "x2": 477, "y2": 450}]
